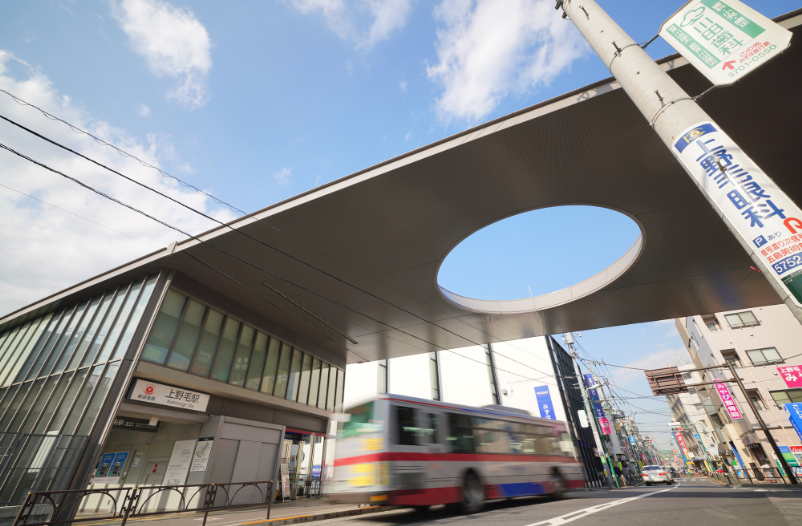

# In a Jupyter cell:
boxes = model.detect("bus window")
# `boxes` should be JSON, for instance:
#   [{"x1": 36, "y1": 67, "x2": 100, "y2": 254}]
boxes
[
  {"x1": 423, "y1": 413, "x2": 439, "y2": 444},
  {"x1": 340, "y1": 402, "x2": 382, "y2": 438},
  {"x1": 475, "y1": 429, "x2": 509, "y2": 453},
  {"x1": 446, "y1": 413, "x2": 475, "y2": 453},
  {"x1": 396, "y1": 406, "x2": 420, "y2": 445}
]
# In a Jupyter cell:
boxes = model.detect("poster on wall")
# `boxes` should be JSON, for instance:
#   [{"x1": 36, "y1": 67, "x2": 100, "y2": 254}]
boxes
[
  {"x1": 280, "y1": 464, "x2": 290, "y2": 499},
  {"x1": 163, "y1": 440, "x2": 197, "y2": 486},
  {"x1": 92, "y1": 451, "x2": 130, "y2": 485},
  {"x1": 190, "y1": 438, "x2": 214, "y2": 472}
]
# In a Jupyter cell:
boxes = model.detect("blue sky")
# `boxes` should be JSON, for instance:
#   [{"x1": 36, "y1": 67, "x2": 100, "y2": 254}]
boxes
[{"x1": 1, "y1": 0, "x2": 799, "y2": 447}]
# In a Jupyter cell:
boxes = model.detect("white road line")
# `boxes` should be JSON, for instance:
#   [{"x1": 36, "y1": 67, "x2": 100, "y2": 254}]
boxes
[{"x1": 525, "y1": 483, "x2": 681, "y2": 526}]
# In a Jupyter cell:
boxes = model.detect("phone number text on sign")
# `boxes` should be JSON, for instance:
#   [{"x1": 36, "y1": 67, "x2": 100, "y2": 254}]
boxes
[{"x1": 673, "y1": 122, "x2": 802, "y2": 308}]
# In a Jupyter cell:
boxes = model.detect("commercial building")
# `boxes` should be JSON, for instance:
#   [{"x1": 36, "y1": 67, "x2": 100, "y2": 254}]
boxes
[{"x1": 673, "y1": 304, "x2": 802, "y2": 473}]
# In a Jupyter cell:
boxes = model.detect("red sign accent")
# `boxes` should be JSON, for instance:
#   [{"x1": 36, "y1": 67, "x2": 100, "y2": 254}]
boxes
[
  {"x1": 144, "y1": 385, "x2": 154, "y2": 395},
  {"x1": 722, "y1": 60, "x2": 736, "y2": 71},
  {"x1": 778, "y1": 365, "x2": 802, "y2": 389}
]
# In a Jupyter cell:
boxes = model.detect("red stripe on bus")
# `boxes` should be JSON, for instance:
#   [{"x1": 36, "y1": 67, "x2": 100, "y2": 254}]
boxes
[{"x1": 334, "y1": 452, "x2": 581, "y2": 466}]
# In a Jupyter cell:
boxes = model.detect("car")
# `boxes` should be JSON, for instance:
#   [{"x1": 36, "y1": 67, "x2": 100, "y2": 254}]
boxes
[{"x1": 641, "y1": 465, "x2": 673, "y2": 485}]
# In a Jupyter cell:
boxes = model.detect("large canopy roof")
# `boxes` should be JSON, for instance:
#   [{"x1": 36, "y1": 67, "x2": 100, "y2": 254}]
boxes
[{"x1": 3, "y1": 12, "x2": 801, "y2": 364}]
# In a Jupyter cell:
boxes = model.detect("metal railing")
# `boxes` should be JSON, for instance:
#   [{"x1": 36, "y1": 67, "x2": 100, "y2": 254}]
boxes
[
  {"x1": 11, "y1": 480, "x2": 274, "y2": 526},
  {"x1": 733, "y1": 467, "x2": 789, "y2": 485}
]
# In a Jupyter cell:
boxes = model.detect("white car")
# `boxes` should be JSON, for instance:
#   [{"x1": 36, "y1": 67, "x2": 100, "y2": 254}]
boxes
[{"x1": 641, "y1": 465, "x2": 673, "y2": 485}]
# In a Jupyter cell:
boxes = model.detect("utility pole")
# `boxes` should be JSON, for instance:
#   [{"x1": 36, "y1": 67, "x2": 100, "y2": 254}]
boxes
[
  {"x1": 726, "y1": 362, "x2": 797, "y2": 483},
  {"x1": 554, "y1": 0, "x2": 802, "y2": 328},
  {"x1": 564, "y1": 333, "x2": 619, "y2": 488}
]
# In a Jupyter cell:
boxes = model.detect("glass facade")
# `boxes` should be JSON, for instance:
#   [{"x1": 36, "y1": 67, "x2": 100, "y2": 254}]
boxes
[
  {"x1": 141, "y1": 289, "x2": 345, "y2": 410},
  {"x1": 0, "y1": 274, "x2": 159, "y2": 437}
]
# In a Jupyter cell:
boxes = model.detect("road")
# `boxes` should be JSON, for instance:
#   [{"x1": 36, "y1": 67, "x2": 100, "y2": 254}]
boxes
[{"x1": 308, "y1": 478, "x2": 802, "y2": 526}]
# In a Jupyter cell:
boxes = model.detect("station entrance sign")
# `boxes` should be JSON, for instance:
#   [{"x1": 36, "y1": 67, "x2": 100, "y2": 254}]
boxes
[{"x1": 660, "y1": 0, "x2": 792, "y2": 85}]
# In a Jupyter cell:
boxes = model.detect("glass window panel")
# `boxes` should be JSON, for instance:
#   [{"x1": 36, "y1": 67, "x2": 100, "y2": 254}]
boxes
[
  {"x1": 39, "y1": 302, "x2": 88, "y2": 378},
  {"x1": 317, "y1": 363, "x2": 329, "y2": 409},
  {"x1": 260, "y1": 337, "x2": 282, "y2": 395},
  {"x1": 308, "y1": 359, "x2": 321, "y2": 407},
  {"x1": 49, "y1": 369, "x2": 89, "y2": 433},
  {"x1": 273, "y1": 344, "x2": 292, "y2": 398},
  {"x1": 34, "y1": 375, "x2": 71, "y2": 433},
  {"x1": 189, "y1": 309, "x2": 224, "y2": 377},
  {"x1": 0, "y1": 323, "x2": 33, "y2": 385},
  {"x1": 0, "y1": 382, "x2": 32, "y2": 432},
  {"x1": 229, "y1": 325, "x2": 255, "y2": 387},
  {"x1": 740, "y1": 311, "x2": 758, "y2": 325},
  {"x1": 0, "y1": 385, "x2": 21, "y2": 426},
  {"x1": 112, "y1": 275, "x2": 159, "y2": 361},
  {"x1": 762, "y1": 348, "x2": 782, "y2": 362},
  {"x1": 8, "y1": 378, "x2": 46, "y2": 433},
  {"x1": 68, "y1": 294, "x2": 113, "y2": 370},
  {"x1": 62, "y1": 364, "x2": 105, "y2": 435},
  {"x1": 0, "y1": 330, "x2": 14, "y2": 360},
  {"x1": 96, "y1": 279, "x2": 144, "y2": 363},
  {"x1": 76, "y1": 363, "x2": 119, "y2": 436},
  {"x1": 326, "y1": 367, "x2": 337, "y2": 411},
  {"x1": 335, "y1": 369, "x2": 345, "y2": 413},
  {"x1": 0, "y1": 326, "x2": 26, "y2": 369},
  {"x1": 142, "y1": 288, "x2": 187, "y2": 365},
  {"x1": 53, "y1": 297, "x2": 101, "y2": 374},
  {"x1": 747, "y1": 350, "x2": 766, "y2": 365},
  {"x1": 246, "y1": 332, "x2": 268, "y2": 391},
  {"x1": 725, "y1": 314, "x2": 743, "y2": 328},
  {"x1": 297, "y1": 354, "x2": 313, "y2": 405},
  {"x1": 82, "y1": 289, "x2": 127, "y2": 367},
  {"x1": 167, "y1": 300, "x2": 206, "y2": 371},
  {"x1": 25, "y1": 311, "x2": 72, "y2": 381},
  {"x1": 790, "y1": 390, "x2": 802, "y2": 403},
  {"x1": 210, "y1": 318, "x2": 240, "y2": 382},
  {"x1": 3, "y1": 317, "x2": 50, "y2": 387},
  {"x1": 286, "y1": 349, "x2": 303, "y2": 401},
  {"x1": 21, "y1": 376, "x2": 58, "y2": 433}
]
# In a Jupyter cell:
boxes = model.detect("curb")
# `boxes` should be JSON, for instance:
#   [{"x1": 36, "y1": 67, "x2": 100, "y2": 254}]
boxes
[{"x1": 240, "y1": 505, "x2": 397, "y2": 525}]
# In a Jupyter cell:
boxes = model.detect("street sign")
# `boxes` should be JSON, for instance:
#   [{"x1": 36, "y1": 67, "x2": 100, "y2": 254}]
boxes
[
  {"x1": 660, "y1": 0, "x2": 792, "y2": 86},
  {"x1": 672, "y1": 121, "x2": 802, "y2": 309},
  {"x1": 778, "y1": 365, "x2": 802, "y2": 388},
  {"x1": 629, "y1": 436, "x2": 636, "y2": 444}
]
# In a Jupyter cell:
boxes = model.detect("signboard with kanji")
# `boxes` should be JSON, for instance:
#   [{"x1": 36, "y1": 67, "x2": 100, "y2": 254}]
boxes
[
  {"x1": 778, "y1": 365, "x2": 802, "y2": 388},
  {"x1": 714, "y1": 381, "x2": 742, "y2": 419},
  {"x1": 672, "y1": 122, "x2": 802, "y2": 308},
  {"x1": 129, "y1": 379, "x2": 210, "y2": 412},
  {"x1": 660, "y1": 0, "x2": 792, "y2": 86}
]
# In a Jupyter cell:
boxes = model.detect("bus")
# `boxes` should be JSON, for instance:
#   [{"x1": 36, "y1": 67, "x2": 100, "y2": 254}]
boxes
[{"x1": 330, "y1": 394, "x2": 585, "y2": 513}]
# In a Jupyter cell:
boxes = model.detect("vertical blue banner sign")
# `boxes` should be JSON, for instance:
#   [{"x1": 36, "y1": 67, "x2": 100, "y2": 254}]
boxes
[
  {"x1": 583, "y1": 373, "x2": 605, "y2": 418},
  {"x1": 784, "y1": 403, "x2": 802, "y2": 442},
  {"x1": 535, "y1": 386, "x2": 556, "y2": 420}
]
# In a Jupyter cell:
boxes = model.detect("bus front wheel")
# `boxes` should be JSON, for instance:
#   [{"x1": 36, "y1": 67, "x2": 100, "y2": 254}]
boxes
[
  {"x1": 460, "y1": 472, "x2": 484, "y2": 514},
  {"x1": 550, "y1": 468, "x2": 567, "y2": 497}
]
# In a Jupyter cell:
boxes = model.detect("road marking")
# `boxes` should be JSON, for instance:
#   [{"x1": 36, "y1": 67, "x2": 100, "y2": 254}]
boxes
[{"x1": 525, "y1": 483, "x2": 681, "y2": 526}]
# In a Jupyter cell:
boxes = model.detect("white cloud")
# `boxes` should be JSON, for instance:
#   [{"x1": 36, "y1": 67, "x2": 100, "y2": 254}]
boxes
[
  {"x1": 114, "y1": 0, "x2": 212, "y2": 109},
  {"x1": 289, "y1": 0, "x2": 413, "y2": 50},
  {"x1": 274, "y1": 167, "x2": 292, "y2": 185},
  {"x1": 399, "y1": 80, "x2": 407, "y2": 92},
  {"x1": 137, "y1": 103, "x2": 151, "y2": 116},
  {"x1": 0, "y1": 50, "x2": 233, "y2": 316},
  {"x1": 427, "y1": 0, "x2": 588, "y2": 122},
  {"x1": 404, "y1": 131, "x2": 411, "y2": 141}
]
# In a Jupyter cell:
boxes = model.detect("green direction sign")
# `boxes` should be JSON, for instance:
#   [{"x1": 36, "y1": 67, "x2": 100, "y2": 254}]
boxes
[{"x1": 660, "y1": 0, "x2": 792, "y2": 86}]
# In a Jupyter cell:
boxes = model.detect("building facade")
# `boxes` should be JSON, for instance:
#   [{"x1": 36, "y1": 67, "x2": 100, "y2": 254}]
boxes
[
  {"x1": 0, "y1": 269, "x2": 346, "y2": 509},
  {"x1": 673, "y1": 305, "x2": 802, "y2": 474}
]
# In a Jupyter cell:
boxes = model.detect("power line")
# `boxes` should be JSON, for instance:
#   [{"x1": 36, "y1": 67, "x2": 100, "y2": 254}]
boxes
[
  {"x1": 0, "y1": 110, "x2": 569, "y2": 384},
  {"x1": 0, "y1": 182, "x2": 156, "y2": 248}
]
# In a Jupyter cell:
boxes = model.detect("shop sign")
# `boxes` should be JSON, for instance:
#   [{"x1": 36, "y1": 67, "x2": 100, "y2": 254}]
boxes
[
  {"x1": 280, "y1": 464, "x2": 291, "y2": 499},
  {"x1": 778, "y1": 365, "x2": 802, "y2": 388},
  {"x1": 778, "y1": 446, "x2": 800, "y2": 467},
  {"x1": 784, "y1": 403, "x2": 802, "y2": 442},
  {"x1": 534, "y1": 386, "x2": 556, "y2": 420},
  {"x1": 791, "y1": 446, "x2": 802, "y2": 455},
  {"x1": 659, "y1": 0, "x2": 792, "y2": 86},
  {"x1": 190, "y1": 438, "x2": 214, "y2": 472},
  {"x1": 672, "y1": 120, "x2": 802, "y2": 308},
  {"x1": 129, "y1": 379, "x2": 209, "y2": 412},
  {"x1": 113, "y1": 416, "x2": 160, "y2": 432},
  {"x1": 92, "y1": 451, "x2": 129, "y2": 485},
  {"x1": 714, "y1": 382, "x2": 742, "y2": 419},
  {"x1": 163, "y1": 439, "x2": 196, "y2": 486},
  {"x1": 599, "y1": 417, "x2": 612, "y2": 435}
]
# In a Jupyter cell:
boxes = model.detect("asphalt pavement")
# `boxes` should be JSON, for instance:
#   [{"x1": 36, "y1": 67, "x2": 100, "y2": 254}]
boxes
[{"x1": 300, "y1": 478, "x2": 802, "y2": 526}]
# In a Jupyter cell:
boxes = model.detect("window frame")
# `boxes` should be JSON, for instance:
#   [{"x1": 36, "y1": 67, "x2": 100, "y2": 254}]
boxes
[
  {"x1": 724, "y1": 311, "x2": 760, "y2": 329},
  {"x1": 745, "y1": 347, "x2": 783, "y2": 366}
]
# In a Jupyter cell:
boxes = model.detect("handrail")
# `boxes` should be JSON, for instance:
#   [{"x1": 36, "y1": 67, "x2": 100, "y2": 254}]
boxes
[{"x1": 12, "y1": 480, "x2": 274, "y2": 526}]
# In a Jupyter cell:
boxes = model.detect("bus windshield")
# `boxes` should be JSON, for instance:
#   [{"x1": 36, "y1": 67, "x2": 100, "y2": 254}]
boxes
[{"x1": 340, "y1": 401, "x2": 383, "y2": 438}]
